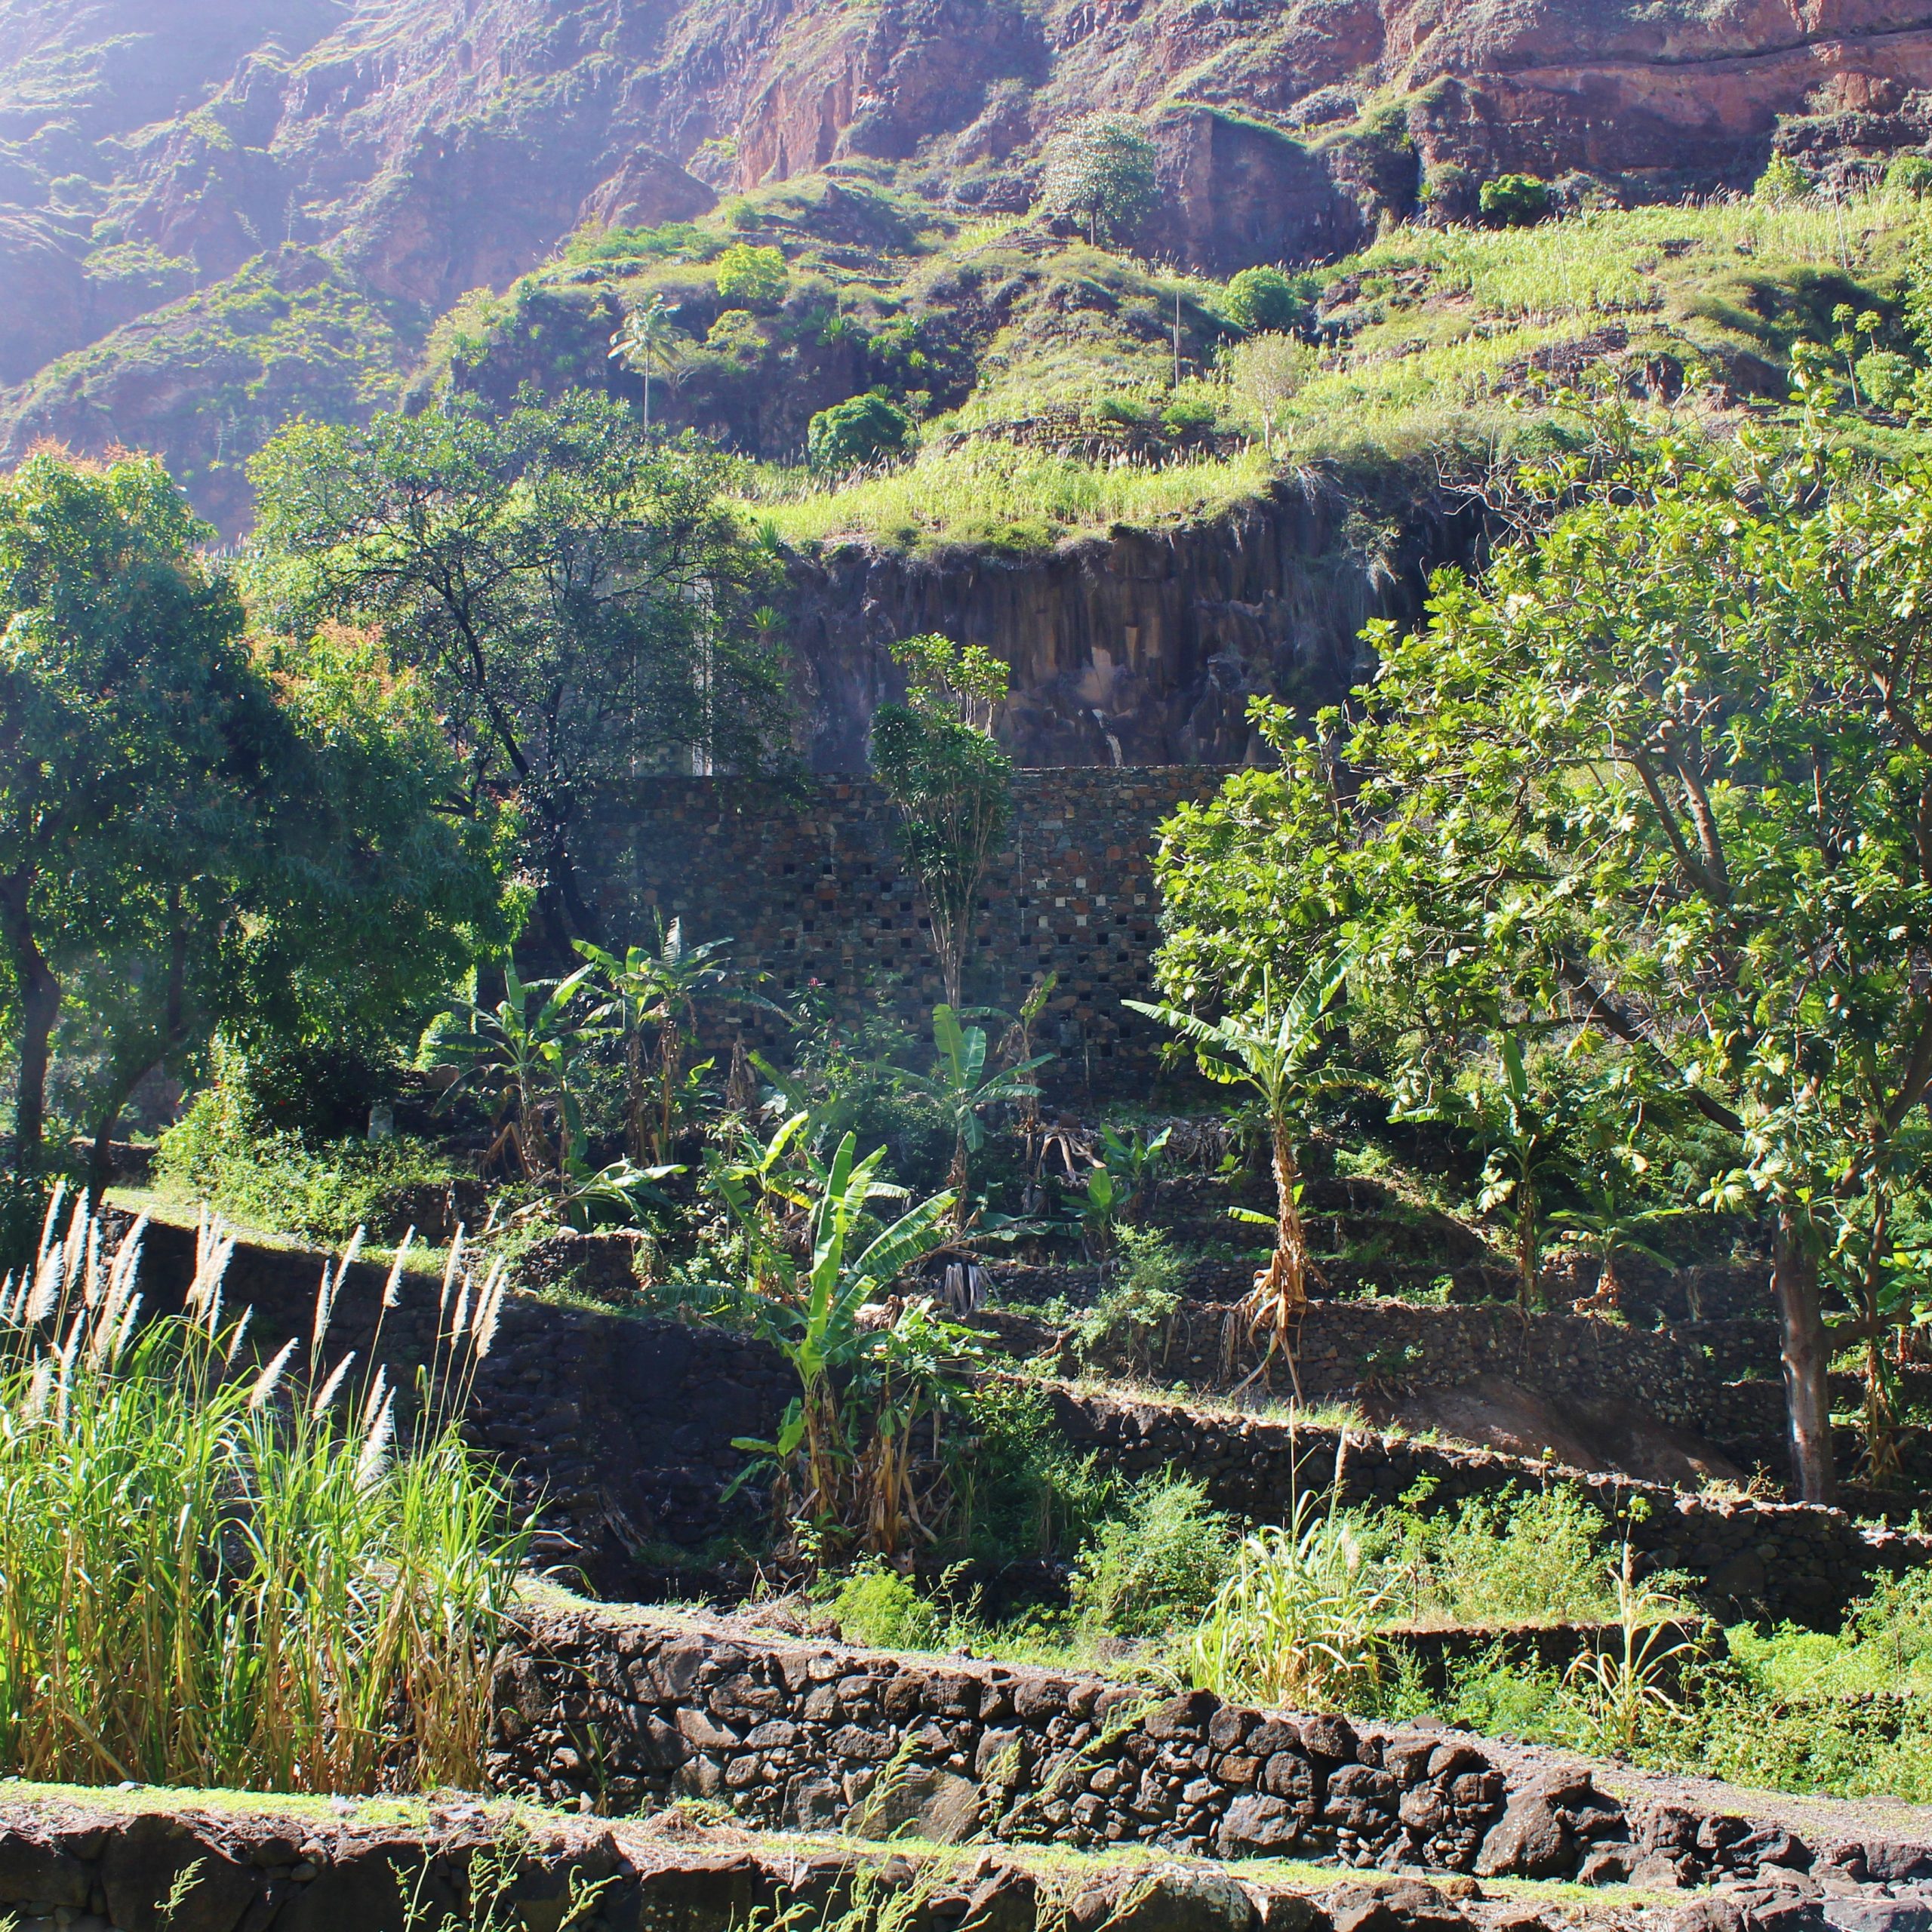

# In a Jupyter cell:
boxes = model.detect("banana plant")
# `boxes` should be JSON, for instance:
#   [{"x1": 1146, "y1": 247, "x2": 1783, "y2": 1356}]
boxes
[
  {"x1": 1127, "y1": 959, "x2": 1349, "y2": 1383},
  {"x1": 1097, "y1": 1122, "x2": 1172, "y2": 1222},
  {"x1": 1467, "y1": 1033, "x2": 1586, "y2": 1315},
  {"x1": 577, "y1": 917, "x2": 732, "y2": 1163},
  {"x1": 430, "y1": 960, "x2": 610, "y2": 1183},
  {"x1": 729, "y1": 1131, "x2": 963, "y2": 1553},
  {"x1": 907, "y1": 1004, "x2": 1051, "y2": 1232}
]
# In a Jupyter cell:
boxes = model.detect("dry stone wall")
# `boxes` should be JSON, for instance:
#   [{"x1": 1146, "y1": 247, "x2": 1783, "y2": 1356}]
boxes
[
  {"x1": 121, "y1": 1222, "x2": 1932, "y2": 1623},
  {"x1": 573, "y1": 769, "x2": 1225, "y2": 1097},
  {"x1": 491, "y1": 1604, "x2": 1922, "y2": 1891},
  {"x1": 1043, "y1": 1386, "x2": 1927, "y2": 1629},
  {"x1": 992, "y1": 1298, "x2": 1795, "y2": 1475}
]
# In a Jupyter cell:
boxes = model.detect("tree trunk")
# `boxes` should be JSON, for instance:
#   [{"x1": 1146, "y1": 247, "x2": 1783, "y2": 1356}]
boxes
[
  {"x1": 0, "y1": 869, "x2": 59, "y2": 1179},
  {"x1": 948, "y1": 1130, "x2": 971, "y2": 1232},
  {"x1": 1774, "y1": 1208, "x2": 1838, "y2": 1506},
  {"x1": 1517, "y1": 1173, "x2": 1539, "y2": 1313},
  {"x1": 89, "y1": 904, "x2": 187, "y2": 1200},
  {"x1": 88, "y1": 1055, "x2": 158, "y2": 1201},
  {"x1": 1272, "y1": 1115, "x2": 1309, "y2": 1309}
]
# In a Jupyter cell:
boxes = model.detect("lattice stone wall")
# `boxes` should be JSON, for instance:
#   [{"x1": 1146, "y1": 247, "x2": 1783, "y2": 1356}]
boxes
[{"x1": 575, "y1": 768, "x2": 1229, "y2": 1094}]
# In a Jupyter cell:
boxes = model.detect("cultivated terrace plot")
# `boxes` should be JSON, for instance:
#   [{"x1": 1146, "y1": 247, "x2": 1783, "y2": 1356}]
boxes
[{"x1": 16, "y1": 4, "x2": 1932, "y2": 1927}]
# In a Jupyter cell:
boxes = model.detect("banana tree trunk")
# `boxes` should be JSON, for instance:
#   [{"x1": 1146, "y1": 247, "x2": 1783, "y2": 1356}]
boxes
[{"x1": 1247, "y1": 1112, "x2": 1313, "y2": 1367}]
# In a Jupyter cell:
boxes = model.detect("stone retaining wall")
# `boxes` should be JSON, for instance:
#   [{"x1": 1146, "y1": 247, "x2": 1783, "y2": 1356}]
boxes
[
  {"x1": 983, "y1": 1298, "x2": 1795, "y2": 1475},
  {"x1": 121, "y1": 1220, "x2": 1932, "y2": 1624},
  {"x1": 490, "y1": 1604, "x2": 1926, "y2": 1891},
  {"x1": 1044, "y1": 1386, "x2": 1930, "y2": 1628}
]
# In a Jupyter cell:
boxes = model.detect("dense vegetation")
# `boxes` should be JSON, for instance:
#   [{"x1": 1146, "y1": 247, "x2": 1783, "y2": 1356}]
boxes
[{"x1": 15, "y1": 134, "x2": 1932, "y2": 1838}]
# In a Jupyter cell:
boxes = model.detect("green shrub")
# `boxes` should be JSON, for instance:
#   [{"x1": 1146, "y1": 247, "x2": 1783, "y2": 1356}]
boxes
[
  {"x1": 950, "y1": 1377, "x2": 1117, "y2": 1564},
  {"x1": 1072, "y1": 1474, "x2": 1235, "y2": 1638},
  {"x1": 157, "y1": 1087, "x2": 463, "y2": 1243},
  {"x1": 1755, "y1": 154, "x2": 1811, "y2": 204},
  {"x1": 832, "y1": 1561, "x2": 949, "y2": 1650},
  {"x1": 1224, "y1": 266, "x2": 1306, "y2": 334},
  {"x1": 1072, "y1": 1224, "x2": 1185, "y2": 1365},
  {"x1": 1887, "y1": 152, "x2": 1932, "y2": 198},
  {"x1": 1161, "y1": 395, "x2": 1220, "y2": 435},
  {"x1": 1093, "y1": 393, "x2": 1157, "y2": 427},
  {"x1": 704, "y1": 309, "x2": 765, "y2": 358},
  {"x1": 0, "y1": 1197, "x2": 525, "y2": 1789},
  {"x1": 1478, "y1": 174, "x2": 1551, "y2": 228},
  {"x1": 808, "y1": 393, "x2": 917, "y2": 473},
  {"x1": 715, "y1": 242, "x2": 788, "y2": 309},
  {"x1": 1857, "y1": 347, "x2": 1917, "y2": 409},
  {"x1": 1394, "y1": 1485, "x2": 1617, "y2": 1624}
]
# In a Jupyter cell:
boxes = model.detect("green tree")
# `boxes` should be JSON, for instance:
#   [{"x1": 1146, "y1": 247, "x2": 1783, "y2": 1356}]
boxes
[
  {"x1": 1887, "y1": 152, "x2": 1932, "y2": 198},
  {"x1": 807, "y1": 394, "x2": 915, "y2": 475},
  {"x1": 0, "y1": 452, "x2": 255, "y2": 1184},
  {"x1": 246, "y1": 392, "x2": 789, "y2": 947},
  {"x1": 1224, "y1": 266, "x2": 1305, "y2": 335},
  {"x1": 0, "y1": 454, "x2": 506, "y2": 1201},
  {"x1": 714, "y1": 242, "x2": 788, "y2": 310},
  {"x1": 1128, "y1": 963, "x2": 1348, "y2": 1387},
  {"x1": 1038, "y1": 115, "x2": 1160, "y2": 246},
  {"x1": 1148, "y1": 414, "x2": 1932, "y2": 1503},
  {"x1": 1478, "y1": 174, "x2": 1550, "y2": 227},
  {"x1": 870, "y1": 634, "x2": 1014, "y2": 1007},
  {"x1": 607, "y1": 291, "x2": 680, "y2": 429}
]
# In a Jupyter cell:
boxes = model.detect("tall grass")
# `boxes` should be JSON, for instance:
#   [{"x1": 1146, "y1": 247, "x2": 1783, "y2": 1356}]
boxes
[
  {"x1": 0, "y1": 1189, "x2": 528, "y2": 1792},
  {"x1": 1348, "y1": 183, "x2": 1924, "y2": 323},
  {"x1": 749, "y1": 441, "x2": 1277, "y2": 552},
  {"x1": 1183, "y1": 1452, "x2": 1399, "y2": 1709}
]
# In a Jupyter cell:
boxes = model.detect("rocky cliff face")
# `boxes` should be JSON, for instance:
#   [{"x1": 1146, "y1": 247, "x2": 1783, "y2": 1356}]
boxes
[
  {"x1": 5, "y1": 0, "x2": 1931, "y2": 404},
  {"x1": 783, "y1": 469, "x2": 1481, "y2": 770}
]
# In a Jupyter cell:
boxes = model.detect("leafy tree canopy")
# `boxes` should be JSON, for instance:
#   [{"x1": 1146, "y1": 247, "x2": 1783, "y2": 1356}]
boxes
[
  {"x1": 1478, "y1": 174, "x2": 1550, "y2": 227},
  {"x1": 714, "y1": 242, "x2": 789, "y2": 310},
  {"x1": 245, "y1": 391, "x2": 791, "y2": 945},
  {"x1": 1038, "y1": 115, "x2": 1160, "y2": 247},
  {"x1": 1150, "y1": 410, "x2": 1932, "y2": 1502},
  {"x1": 1224, "y1": 266, "x2": 1306, "y2": 335},
  {"x1": 808, "y1": 393, "x2": 916, "y2": 475},
  {"x1": 0, "y1": 451, "x2": 507, "y2": 1201}
]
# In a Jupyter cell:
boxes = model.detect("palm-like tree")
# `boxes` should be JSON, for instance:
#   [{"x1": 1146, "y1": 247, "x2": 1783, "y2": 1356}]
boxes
[
  {"x1": 607, "y1": 293, "x2": 675, "y2": 429},
  {"x1": 728, "y1": 1131, "x2": 958, "y2": 1551},
  {"x1": 1128, "y1": 961, "x2": 1347, "y2": 1377},
  {"x1": 908, "y1": 1004, "x2": 1051, "y2": 1231}
]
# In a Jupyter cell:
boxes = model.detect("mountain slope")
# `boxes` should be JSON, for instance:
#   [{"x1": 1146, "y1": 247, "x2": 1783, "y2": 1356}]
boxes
[{"x1": 4, "y1": 0, "x2": 1932, "y2": 528}]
